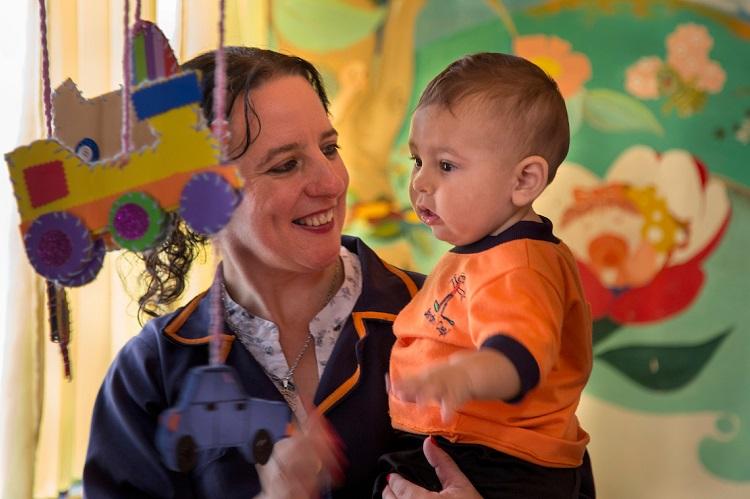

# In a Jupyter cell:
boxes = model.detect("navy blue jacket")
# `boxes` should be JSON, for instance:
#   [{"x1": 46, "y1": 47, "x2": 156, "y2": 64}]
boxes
[{"x1": 83, "y1": 236, "x2": 424, "y2": 498}]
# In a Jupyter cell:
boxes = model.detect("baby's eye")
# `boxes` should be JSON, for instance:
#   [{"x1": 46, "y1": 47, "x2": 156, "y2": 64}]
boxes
[
  {"x1": 269, "y1": 159, "x2": 298, "y2": 174},
  {"x1": 322, "y1": 143, "x2": 340, "y2": 158},
  {"x1": 410, "y1": 155, "x2": 422, "y2": 169},
  {"x1": 439, "y1": 161, "x2": 455, "y2": 172}
]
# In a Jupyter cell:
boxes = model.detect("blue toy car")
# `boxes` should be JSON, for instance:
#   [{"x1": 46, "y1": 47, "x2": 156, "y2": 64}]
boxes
[{"x1": 156, "y1": 364, "x2": 291, "y2": 472}]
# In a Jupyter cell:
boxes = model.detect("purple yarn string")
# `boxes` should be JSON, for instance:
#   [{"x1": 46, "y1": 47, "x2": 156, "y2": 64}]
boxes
[
  {"x1": 39, "y1": 0, "x2": 72, "y2": 378},
  {"x1": 209, "y1": 266, "x2": 224, "y2": 366},
  {"x1": 212, "y1": 0, "x2": 228, "y2": 162},
  {"x1": 122, "y1": 0, "x2": 132, "y2": 155},
  {"x1": 134, "y1": 0, "x2": 142, "y2": 23},
  {"x1": 38, "y1": 0, "x2": 52, "y2": 139},
  {"x1": 209, "y1": 0, "x2": 229, "y2": 365}
]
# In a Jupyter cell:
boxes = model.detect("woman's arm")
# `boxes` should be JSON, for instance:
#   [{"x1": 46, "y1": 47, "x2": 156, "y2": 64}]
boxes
[
  {"x1": 83, "y1": 334, "x2": 191, "y2": 498},
  {"x1": 254, "y1": 410, "x2": 344, "y2": 499}
]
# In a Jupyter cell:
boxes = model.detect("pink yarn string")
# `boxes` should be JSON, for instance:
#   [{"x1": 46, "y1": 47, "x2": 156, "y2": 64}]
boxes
[
  {"x1": 210, "y1": 266, "x2": 224, "y2": 366},
  {"x1": 38, "y1": 0, "x2": 52, "y2": 138},
  {"x1": 134, "y1": 0, "x2": 142, "y2": 23},
  {"x1": 209, "y1": 0, "x2": 228, "y2": 365},
  {"x1": 38, "y1": 0, "x2": 72, "y2": 378},
  {"x1": 212, "y1": 0, "x2": 228, "y2": 161},
  {"x1": 121, "y1": 0, "x2": 132, "y2": 155}
]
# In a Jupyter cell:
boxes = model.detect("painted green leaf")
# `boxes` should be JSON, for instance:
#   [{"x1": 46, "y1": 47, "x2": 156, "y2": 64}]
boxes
[
  {"x1": 583, "y1": 88, "x2": 664, "y2": 136},
  {"x1": 566, "y1": 90, "x2": 585, "y2": 136},
  {"x1": 592, "y1": 317, "x2": 621, "y2": 346},
  {"x1": 596, "y1": 328, "x2": 731, "y2": 391},
  {"x1": 273, "y1": 0, "x2": 386, "y2": 52}
]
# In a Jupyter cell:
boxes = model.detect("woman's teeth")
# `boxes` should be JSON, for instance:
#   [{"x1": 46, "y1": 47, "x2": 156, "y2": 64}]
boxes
[{"x1": 294, "y1": 209, "x2": 334, "y2": 227}]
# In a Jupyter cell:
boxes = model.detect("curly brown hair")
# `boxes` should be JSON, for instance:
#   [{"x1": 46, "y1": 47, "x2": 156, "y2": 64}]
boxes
[{"x1": 137, "y1": 47, "x2": 330, "y2": 322}]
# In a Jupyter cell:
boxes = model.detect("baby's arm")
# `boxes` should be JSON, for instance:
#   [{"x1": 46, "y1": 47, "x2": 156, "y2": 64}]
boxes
[{"x1": 391, "y1": 348, "x2": 521, "y2": 422}]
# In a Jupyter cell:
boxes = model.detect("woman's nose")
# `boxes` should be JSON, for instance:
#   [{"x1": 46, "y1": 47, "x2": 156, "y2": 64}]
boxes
[{"x1": 306, "y1": 156, "x2": 348, "y2": 197}]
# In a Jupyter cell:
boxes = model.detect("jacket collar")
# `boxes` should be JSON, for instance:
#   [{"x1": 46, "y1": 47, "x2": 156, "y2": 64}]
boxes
[{"x1": 160, "y1": 236, "x2": 422, "y2": 412}]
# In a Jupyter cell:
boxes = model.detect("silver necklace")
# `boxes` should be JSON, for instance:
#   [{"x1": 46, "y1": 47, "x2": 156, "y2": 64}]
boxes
[
  {"x1": 271, "y1": 333, "x2": 314, "y2": 393},
  {"x1": 220, "y1": 259, "x2": 342, "y2": 400},
  {"x1": 273, "y1": 259, "x2": 342, "y2": 395}
]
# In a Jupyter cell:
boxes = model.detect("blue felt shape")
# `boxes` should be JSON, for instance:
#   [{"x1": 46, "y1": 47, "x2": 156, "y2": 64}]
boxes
[
  {"x1": 131, "y1": 71, "x2": 201, "y2": 121},
  {"x1": 75, "y1": 137, "x2": 100, "y2": 162},
  {"x1": 155, "y1": 364, "x2": 291, "y2": 472}
]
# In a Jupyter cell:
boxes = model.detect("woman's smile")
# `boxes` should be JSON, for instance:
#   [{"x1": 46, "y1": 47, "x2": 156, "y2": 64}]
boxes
[{"x1": 293, "y1": 208, "x2": 336, "y2": 233}]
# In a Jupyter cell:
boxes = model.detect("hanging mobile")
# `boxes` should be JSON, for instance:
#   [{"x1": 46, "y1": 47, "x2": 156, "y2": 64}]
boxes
[{"x1": 3, "y1": 0, "x2": 245, "y2": 378}]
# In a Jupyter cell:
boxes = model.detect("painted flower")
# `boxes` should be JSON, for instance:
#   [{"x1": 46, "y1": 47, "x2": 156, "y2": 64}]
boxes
[
  {"x1": 624, "y1": 23, "x2": 725, "y2": 115},
  {"x1": 535, "y1": 146, "x2": 731, "y2": 324},
  {"x1": 348, "y1": 199, "x2": 421, "y2": 239},
  {"x1": 513, "y1": 35, "x2": 592, "y2": 98},
  {"x1": 694, "y1": 60, "x2": 726, "y2": 93},
  {"x1": 666, "y1": 23, "x2": 714, "y2": 78},
  {"x1": 625, "y1": 56, "x2": 663, "y2": 99}
]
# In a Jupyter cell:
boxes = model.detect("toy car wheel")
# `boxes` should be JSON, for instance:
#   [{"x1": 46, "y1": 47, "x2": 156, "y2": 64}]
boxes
[
  {"x1": 109, "y1": 192, "x2": 167, "y2": 251},
  {"x1": 24, "y1": 211, "x2": 93, "y2": 281},
  {"x1": 175, "y1": 435, "x2": 197, "y2": 472},
  {"x1": 179, "y1": 172, "x2": 240, "y2": 236},
  {"x1": 57, "y1": 238, "x2": 106, "y2": 287},
  {"x1": 251, "y1": 429, "x2": 274, "y2": 465}
]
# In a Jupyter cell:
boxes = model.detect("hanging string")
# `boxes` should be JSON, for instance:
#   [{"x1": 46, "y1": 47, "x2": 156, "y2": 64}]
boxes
[
  {"x1": 134, "y1": 0, "x2": 142, "y2": 24},
  {"x1": 212, "y1": 0, "x2": 229, "y2": 161},
  {"x1": 209, "y1": 0, "x2": 228, "y2": 366},
  {"x1": 39, "y1": 0, "x2": 72, "y2": 379},
  {"x1": 38, "y1": 0, "x2": 52, "y2": 138},
  {"x1": 121, "y1": 0, "x2": 132, "y2": 155}
]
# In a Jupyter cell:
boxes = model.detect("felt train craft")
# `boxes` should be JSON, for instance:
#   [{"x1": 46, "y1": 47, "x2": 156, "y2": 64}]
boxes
[{"x1": 4, "y1": 21, "x2": 243, "y2": 287}]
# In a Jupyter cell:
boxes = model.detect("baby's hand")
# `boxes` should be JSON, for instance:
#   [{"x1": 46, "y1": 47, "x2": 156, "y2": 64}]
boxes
[{"x1": 390, "y1": 358, "x2": 474, "y2": 423}]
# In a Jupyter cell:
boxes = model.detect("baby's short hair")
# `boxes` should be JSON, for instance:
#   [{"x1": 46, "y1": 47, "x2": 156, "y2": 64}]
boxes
[{"x1": 417, "y1": 52, "x2": 570, "y2": 182}]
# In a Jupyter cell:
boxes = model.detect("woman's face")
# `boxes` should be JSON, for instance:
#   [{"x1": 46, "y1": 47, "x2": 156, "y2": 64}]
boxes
[{"x1": 220, "y1": 75, "x2": 349, "y2": 274}]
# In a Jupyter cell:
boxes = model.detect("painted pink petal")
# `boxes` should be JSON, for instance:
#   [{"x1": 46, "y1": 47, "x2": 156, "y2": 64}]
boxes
[{"x1": 683, "y1": 205, "x2": 731, "y2": 267}]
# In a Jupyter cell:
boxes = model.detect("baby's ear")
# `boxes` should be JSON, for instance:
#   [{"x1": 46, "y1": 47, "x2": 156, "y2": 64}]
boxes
[{"x1": 511, "y1": 155, "x2": 548, "y2": 207}]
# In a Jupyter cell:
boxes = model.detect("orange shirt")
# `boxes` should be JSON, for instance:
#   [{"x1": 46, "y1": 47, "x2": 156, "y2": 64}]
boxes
[{"x1": 389, "y1": 218, "x2": 592, "y2": 467}]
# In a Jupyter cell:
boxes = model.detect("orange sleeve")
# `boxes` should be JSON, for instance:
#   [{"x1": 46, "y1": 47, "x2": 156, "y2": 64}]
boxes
[{"x1": 467, "y1": 267, "x2": 566, "y2": 384}]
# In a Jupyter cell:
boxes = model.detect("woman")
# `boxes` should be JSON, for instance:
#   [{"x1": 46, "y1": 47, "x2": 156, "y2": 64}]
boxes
[{"x1": 83, "y1": 47, "x2": 479, "y2": 499}]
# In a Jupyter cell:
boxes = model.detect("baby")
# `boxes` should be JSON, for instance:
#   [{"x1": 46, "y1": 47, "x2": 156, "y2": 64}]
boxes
[{"x1": 381, "y1": 52, "x2": 594, "y2": 498}]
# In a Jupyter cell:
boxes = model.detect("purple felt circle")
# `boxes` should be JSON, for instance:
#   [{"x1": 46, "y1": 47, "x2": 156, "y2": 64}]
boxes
[
  {"x1": 179, "y1": 172, "x2": 240, "y2": 235},
  {"x1": 24, "y1": 212, "x2": 93, "y2": 281},
  {"x1": 58, "y1": 238, "x2": 106, "y2": 287},
  {"x1": 38, "y1": 230, "x2": 73, "y2": 267},
  {"x1": 113, "y1": 203, "x2": 150, "y2": 240}
]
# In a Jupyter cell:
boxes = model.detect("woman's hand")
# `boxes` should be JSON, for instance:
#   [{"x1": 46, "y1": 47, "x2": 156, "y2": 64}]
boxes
[
  {"x1": 255, "y1": 411, "x2": 345, "y2": 499},
  {"x1": 382, "y1": 437, "x2": 482, "y2": 499}
]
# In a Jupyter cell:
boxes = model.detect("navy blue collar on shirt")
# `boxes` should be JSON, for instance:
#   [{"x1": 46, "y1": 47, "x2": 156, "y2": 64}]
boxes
[{"x1": 450, "y1": 216, "x2": 560, "y2": 254}]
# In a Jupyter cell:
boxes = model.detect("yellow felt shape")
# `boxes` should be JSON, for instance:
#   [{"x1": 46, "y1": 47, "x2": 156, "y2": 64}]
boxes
[{"x1": 6, "y1": 71, "x2": 243, "y2": 242}]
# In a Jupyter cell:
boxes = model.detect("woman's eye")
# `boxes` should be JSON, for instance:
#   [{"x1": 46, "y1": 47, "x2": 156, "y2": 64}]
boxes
[
  {"x1": 269, "y1": 159, "x2": 298, "y2": 174},
  {"x1": 410, "y1": 155, "x2": 422, "y2": 169},
  {"x1": 322, "y1": 143, "x2": 340, "y2": 158},
  {"x1": 439, "y1": 161, "x2": 455, "y2": 172}
]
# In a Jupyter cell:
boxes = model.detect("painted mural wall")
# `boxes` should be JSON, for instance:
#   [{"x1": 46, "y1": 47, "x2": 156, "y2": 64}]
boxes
[{"x1": 270, "y1": 1, "x2": 749, "y2": 497}]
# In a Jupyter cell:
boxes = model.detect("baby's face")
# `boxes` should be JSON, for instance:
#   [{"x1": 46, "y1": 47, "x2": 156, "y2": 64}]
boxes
[{"x1": 408, "y1": 103, "x2": 523, "y2": 246}]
